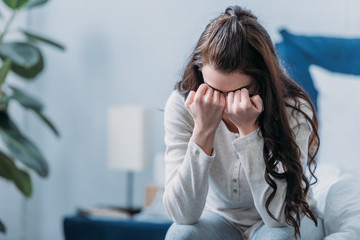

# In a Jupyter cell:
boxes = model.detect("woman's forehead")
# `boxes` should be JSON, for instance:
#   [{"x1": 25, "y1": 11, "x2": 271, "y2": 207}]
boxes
[{"x1": 201, "y1": 64, "x2": 255, "y2": 92}]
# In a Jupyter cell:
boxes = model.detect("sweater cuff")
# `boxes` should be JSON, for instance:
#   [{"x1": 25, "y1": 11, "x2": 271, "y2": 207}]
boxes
[
  {"x1": 232, "y1": 128, "x2": 262, "y2": 151},
  {"x1": 188, "y1": 138, "x2": 216, "y2": 161}
]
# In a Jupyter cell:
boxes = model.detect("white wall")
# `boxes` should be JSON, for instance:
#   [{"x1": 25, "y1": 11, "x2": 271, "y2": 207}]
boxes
[{"x1": 0, "y1": 0, "x2": 359, "y2": 239}]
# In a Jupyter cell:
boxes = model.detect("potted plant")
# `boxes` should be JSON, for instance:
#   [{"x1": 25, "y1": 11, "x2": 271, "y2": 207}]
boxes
[{"x1": 0, "y1": 0, "x2": 64, "y2": 234}]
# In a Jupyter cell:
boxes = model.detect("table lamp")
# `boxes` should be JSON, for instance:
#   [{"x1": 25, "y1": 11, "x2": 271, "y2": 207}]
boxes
[{"x1": 107, "y1": 105, "x2": 153, "y2": 212}]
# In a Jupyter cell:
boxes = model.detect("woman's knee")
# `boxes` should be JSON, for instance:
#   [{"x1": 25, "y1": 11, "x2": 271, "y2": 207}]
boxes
[
  {"x1": 165, "y1": 210, "x2": 244, "y2": 240},
  {"x1": 165, "y1": 222, "x2": 203, "y2": 240},
  {"x1": 251, "y1": 225, "x2": 294, "y2": 240}
]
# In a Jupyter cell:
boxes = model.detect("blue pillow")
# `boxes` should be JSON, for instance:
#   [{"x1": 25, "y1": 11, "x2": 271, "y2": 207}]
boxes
[{"x1": 275, "y1": 29, "x2": 360, "y2": 111}]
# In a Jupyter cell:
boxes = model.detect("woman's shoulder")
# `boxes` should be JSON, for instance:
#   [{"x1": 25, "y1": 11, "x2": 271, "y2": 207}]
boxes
[
  {"x1": 165, "y1": 90, "x2": 188, "y2": 115},
  {"x1": 165, "y1": 90, "x2": 186, "y2": 107},
  {"x1": 285, "y1": 97, "x2": 313, "y2": 117},
  {"x1": 164, "y1": 90, "x2": 194, "y2": 127},
  {"x1": 284, "y1": 97, "x2": 314, "y2": 130}
]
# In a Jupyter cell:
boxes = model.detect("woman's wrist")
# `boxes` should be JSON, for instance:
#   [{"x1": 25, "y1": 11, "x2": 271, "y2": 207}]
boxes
[
  {"x1": 238, "y1": 125, "x2": 259, "y2": 137},
  {"x1": 192, "y1": 126, "x2": 216, "y2": 156}
]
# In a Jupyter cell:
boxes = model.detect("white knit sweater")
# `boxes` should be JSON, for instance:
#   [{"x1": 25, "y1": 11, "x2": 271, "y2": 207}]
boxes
[{"x1": 163, "y1": 90, "x2": 317, "y2": 239}]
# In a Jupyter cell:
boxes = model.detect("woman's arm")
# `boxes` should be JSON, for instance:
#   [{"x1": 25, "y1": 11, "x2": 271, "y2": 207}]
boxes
[
  {"x1": 162, "y1": 90, "x2": 216, "y2": 224},
  {"x1": 232, "y1": 99, "x2": 313, "y2": 228}
]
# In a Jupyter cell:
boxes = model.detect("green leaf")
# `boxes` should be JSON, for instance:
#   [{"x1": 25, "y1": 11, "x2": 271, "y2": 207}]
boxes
[
  {"x1": 0, "y1": 111, "x2": 49, "y2": 177},
  {"x1": 0, "y1": 219, "x2": 5, "y2": 233},
  {"x1": 34, "y1": 110, "x2": 59, "y2": 137},
  {"x1": 24, "y1": 0, "x2": 48, "y2": 8},
  {"x1": 0, "y1": 92, "x2": 10, "y2": 111},
  {"x1": 0, "y1": 151, "x2": 32, "y2": 197},
  {"x1": 0, "y1": 59, "x2": 11, "y2": 86},
  {"x1": 3, "y1": 0, "x2": 29, "y2": 9},
  {"x1": 8, "y1": 85, "x2": 44, "y2": 111},
  {"x1": 21, "y1": 30, "x2": 65, "y2": 50},
  {"x1": 6, "y1": 85, "x2": 59, "y2": 137},
  {"x1": 0, "y1": 42, "x2": 44, "y2": 79}
]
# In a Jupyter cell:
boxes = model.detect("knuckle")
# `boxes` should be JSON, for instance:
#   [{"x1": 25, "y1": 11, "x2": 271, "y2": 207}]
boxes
[
  {"x1": 244, "y1": 104, "x2": 252, "y2": 111},
  {"x1": 203, "y1": 98, "x2": 210, "y2": 105},
  {"x1": 216, "y1": 101, "x2": 224, "y2": 108},
  {"x1": 193, "y1": 97, "x2": 201, "y2": 104}
]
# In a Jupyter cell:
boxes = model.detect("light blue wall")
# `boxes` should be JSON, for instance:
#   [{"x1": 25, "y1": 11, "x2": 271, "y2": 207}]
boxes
[
  {"x1": 1, "y1": 0, "x2": 360, "y2": 239},
  {"x1": 21, "y1": 1, "x2": 245, "y2": 239}
]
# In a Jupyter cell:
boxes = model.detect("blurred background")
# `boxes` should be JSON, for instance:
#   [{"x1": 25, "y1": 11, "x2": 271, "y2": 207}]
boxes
[{"x1": 0, "y1": 0, "x2": 359, "y2": 239}]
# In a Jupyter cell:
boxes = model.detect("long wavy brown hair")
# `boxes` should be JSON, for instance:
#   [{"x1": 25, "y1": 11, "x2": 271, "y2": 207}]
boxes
[{"x1": 175, "y1": 5, "x2": 320, "y2": 239}]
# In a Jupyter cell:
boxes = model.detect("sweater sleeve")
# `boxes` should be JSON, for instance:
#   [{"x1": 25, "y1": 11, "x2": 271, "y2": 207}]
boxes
[
  {"x1": 232, "y1": 98, "x2": 314, "y2": 228},
  {"x1": 162, "y1": 91, "x2": 216, "y2": 224}
]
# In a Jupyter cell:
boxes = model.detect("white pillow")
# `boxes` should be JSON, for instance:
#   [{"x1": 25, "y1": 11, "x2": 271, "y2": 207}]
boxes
[
  {"x1": 309, "y1": 65, "x2": 360, "y2": 238},
  {"x1": 311, "y1": 161, "x2": 342, "y2": 217},
  {"x1": 309, "y1": 65, "x2": 360, "y2": 177}
]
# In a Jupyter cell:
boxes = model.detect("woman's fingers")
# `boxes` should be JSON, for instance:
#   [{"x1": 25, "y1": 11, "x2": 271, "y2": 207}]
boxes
[
  {"x1": 185, "y1": 91, "x2": 196, "y2": 109},
  {"x1": 219, "y1": 92, "x2": 226, "y2": 106},
  {"x1": 224, "y1": 89, "x2": 263, "y2": 136},
  {"x1": 213, "y1": 90, "x2": 219, "y2": 103},
  {"x1": 234, "y1": 90, "x2": 241, "y2": 105},
  {"x1": 194, "y1": 84, "x2": 208, "y2": 103},
  {"x1": 204, "y1": 86, "x2": 214, "y2": 102},
  {"x1": 240, "y1": 88, "x2": 251, "y2": 107},
  {"x1": 185, "y1": 84, "x2": 225, "y2": 117},
  {"x1": 184, "y1": 85, "x2": 225, "y2": 134},
  {"x1": 226, "y1": 91, "x2": 234, "y2": 110},
  {"x1": 250, "y1": 95, "x2": 264, "y2": 112}
]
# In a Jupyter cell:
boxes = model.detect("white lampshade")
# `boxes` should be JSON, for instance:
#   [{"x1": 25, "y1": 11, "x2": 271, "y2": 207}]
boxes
[{"x1": 107, "y1": 105, "x2": 153, "y2": 171}]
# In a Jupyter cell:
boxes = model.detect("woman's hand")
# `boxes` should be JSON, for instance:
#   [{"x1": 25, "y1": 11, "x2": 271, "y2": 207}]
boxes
[
  {"x1": 185, "y1": 84, "x2": 226, "y2": 155},
  {"x1": 185, "y1": 83, "x2": 226, "y2": 133},
  {"x1": 224, "y1": 88, "x2": 263, "y2": 137}
]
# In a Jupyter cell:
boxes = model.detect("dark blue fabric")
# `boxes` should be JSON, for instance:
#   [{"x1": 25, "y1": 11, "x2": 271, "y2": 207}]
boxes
[
  {"x1": 63, "y1": 216, "x2": 172, "y2": 240},
  {"x1": 275, "y1": 29, "x2": 360, "y2": 111}
]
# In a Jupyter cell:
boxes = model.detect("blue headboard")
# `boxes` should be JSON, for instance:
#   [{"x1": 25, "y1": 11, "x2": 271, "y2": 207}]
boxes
[{"x1": 275, "y1": 29, "x2": 360, "y2": 111}]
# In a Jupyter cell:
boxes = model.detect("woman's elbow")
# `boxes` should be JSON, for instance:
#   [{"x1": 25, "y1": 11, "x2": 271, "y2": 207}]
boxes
[
  {"x1": 265, "y1": 220, "x2": 288, "y2": 228},
  {"x1": 165, "y1": 207, "x2": 200, "y2": 225},
  {"x1": 262, "y1": 213, "x2": 288, "y2": 228},
  {"x1": 173, "y1": 217, "x2": 199, "y2": 225},
  {"x1": 163, "y1": 195, "x2": 201, "y2": 225}
]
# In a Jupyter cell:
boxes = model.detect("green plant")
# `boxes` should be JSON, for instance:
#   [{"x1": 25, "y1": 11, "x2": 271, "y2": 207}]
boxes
[{"x1": 0, "y1": 0, "x2": 64, "y2": 234}]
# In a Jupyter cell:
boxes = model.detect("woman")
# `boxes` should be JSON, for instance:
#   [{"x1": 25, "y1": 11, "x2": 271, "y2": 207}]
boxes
[{"x1": 163, "y1": 5, "x2": 324, "y2": 240}]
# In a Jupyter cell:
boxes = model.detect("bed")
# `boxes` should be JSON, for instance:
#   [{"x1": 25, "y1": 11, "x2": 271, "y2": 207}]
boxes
[{"x1": 276, "y1": 29, "x2": 360, "y2": 239}]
